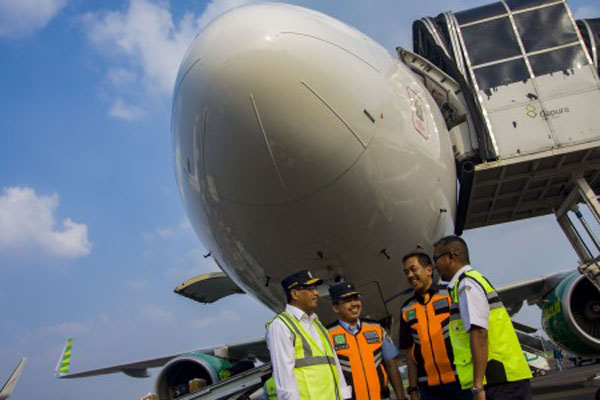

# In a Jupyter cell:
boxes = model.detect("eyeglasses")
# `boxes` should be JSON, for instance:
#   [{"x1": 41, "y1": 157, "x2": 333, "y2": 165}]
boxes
[{"x1": 433, "y1": 251, "x2": 452, "y2": 263}]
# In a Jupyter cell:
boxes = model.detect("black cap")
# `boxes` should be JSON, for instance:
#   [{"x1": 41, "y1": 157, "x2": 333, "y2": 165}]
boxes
[
  {"x1": 329, "y1": 282, "x2": 361, "y2": 301},
  {"x1": 281, "y1": 270, "x2": 323, "y2": 291}
]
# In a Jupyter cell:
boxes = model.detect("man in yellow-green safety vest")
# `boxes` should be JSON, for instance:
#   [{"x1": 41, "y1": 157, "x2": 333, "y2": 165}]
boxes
[
  {"x1": 266, "y1": 270, "x2": 352, "y2": 399},
  {"x1": 433, "y1": 236, "x2": 532, "y2": 400}
]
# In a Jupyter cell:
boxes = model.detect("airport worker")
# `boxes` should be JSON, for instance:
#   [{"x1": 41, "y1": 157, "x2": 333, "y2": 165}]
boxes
[
  {"x1": 327, "y1": 282, "x2": 406, "y2": 400},
  {"x1": 553, "y1": 347, "x2": 564, "y2": 371},
  {"x1": 266, "y1": 270, "x2": 352, "y2": 400},
  {"x1": 433, "y1": 236, "x2": 533, "y2": 400},
  {"x1": 399, "y1": 252, "x2": 472, "y2": 400}
]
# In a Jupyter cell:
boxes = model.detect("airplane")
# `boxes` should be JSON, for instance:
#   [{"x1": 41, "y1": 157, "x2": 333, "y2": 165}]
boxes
[
  {"x1": 56, "y1": 0, "x2": 600, "y2": 399},
  {"x1": 0, "y1": 358, "x2": 26, "y2": 400}
]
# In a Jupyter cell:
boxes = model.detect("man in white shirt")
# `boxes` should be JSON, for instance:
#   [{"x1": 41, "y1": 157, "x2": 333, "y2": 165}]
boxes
[
  {"x1": 266, "y1": 270, "x2": 352, "y2": 400},
  {"x1": 433, "y1": 236, "x2": 532, "y2": 400}
]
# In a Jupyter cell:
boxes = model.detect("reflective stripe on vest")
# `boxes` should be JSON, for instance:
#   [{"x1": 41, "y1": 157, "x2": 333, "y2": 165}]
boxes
[
  {"x1": 328, "y1": 322, "x2": 388, "y2": 400},
  {"x1": 401, "y1": 289, "x2": 457, "y2": 386},
  {"x1": 449, "y1": 270, "x2": 532, "y2": 389},
  {"x1": 270, "y1": 312, "x2": 341, "y2": 399}
]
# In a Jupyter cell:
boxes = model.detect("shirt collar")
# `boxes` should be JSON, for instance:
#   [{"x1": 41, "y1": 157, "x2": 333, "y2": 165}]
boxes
[
  {"x1": 415, "y1": 280, "x2": 440, "y2": 303},
  {"x1": 447, "y1": 265, "x2": 472, "y2": 289},
  {"x1": 339, "y1": 319, "x2": 361, "y2": 333},
  {"x1": 285, "y1": 304, "x2": 317, "y2": 322}
]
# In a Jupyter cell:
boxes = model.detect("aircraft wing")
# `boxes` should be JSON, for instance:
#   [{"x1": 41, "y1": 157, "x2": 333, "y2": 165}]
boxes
[
  {"x1": 0, "y1": 357, "x2": 26, "y2": 400},
  {"x1": 497, "y1": 271, "x2": 571, "y2": 315},
  {"x1": 55, "y1": 337, "x2": 268, "y2": 379}
]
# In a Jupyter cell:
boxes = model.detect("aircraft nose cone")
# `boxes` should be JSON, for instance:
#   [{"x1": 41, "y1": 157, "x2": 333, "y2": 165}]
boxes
[{"x1": 172, "y1": 4, "x2": 384, "y2": 205}]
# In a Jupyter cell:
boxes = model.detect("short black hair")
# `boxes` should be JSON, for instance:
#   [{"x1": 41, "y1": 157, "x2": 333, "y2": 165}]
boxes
[
  {"x1": 434, "y1": 235, "x2": 470, "y2": 264},
  {"x1": 402, "y1": 251, "x2": 432, "y2": 267}
]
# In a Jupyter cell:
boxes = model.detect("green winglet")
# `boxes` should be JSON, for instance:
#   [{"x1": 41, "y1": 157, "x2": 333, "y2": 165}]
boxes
[{"x1": 56, "y1": 338, "x2": 73, "y2": 376}]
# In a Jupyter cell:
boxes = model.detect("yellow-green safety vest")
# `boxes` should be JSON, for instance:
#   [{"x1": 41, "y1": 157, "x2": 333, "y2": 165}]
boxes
[
  {"x1": 264, "y1": 376, "x2": 277, "y2": 399},
  {"x1": 449, "y1": 269, "x2": 532, "y2": 389},
  {"x1": 266, "y1": 312, "x2": 341, "y2": 399}
]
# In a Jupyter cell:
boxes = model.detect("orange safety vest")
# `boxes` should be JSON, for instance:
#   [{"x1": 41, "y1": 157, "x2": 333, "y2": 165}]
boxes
[
  {"x1": 328, "y1": 321, "x2": 389, "y2": 400},
  {"x1": 401, "y1": 286, "x2": 457, "y2": 386}
]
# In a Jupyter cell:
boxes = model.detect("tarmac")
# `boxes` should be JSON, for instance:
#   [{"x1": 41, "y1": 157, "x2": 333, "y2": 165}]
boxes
[{"x1": 532, "y1": 364, "x2": 600, "y2": 399}]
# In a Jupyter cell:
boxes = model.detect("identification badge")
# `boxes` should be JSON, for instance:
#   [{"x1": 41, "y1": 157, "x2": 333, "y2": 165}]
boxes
[
  {"x1": 405, "y1": 309, "x2": 417, "y2": 322},
  {"x1": 333, "y1": 334, "x2": 349, "y2": 350},
  {"x1": 433, "y1": 298, "x2": 449, "y2": 309},
  {"x1": 433, "y1": 298, "x2": 450, "y2": 315},
  {"x1": 363, "y1": 330, "x2": 381, "y2": 344}
]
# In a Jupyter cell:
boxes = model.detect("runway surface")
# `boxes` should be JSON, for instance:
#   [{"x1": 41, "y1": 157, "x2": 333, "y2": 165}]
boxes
[{"x1": 532, "y1": 364, "x2": 600, "y2": 399}]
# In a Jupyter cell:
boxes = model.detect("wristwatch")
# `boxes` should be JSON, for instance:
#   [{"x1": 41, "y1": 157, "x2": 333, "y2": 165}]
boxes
[
  {"x1": 471, "y1": 386, "x2": 485, "y2": 395},
  {"x1": 407, "y1": 386, "x2": 418, "y2": 395}
]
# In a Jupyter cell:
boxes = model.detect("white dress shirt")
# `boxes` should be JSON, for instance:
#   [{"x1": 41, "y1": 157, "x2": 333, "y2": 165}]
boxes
[
  {"x1": 266, "y1": 304, "x2": 352, "y2": 400},
  {"x1": 447, "y1": 265, "x2": 489, "y2": 331}
]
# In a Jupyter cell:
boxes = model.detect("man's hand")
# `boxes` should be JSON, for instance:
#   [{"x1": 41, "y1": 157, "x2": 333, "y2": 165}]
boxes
[
  {"x1": 474, "y1": 390, "x2": 486, "y2": 400},
  {"x1": 409, "y1": 391, "x2": 419, "y2": 400}
]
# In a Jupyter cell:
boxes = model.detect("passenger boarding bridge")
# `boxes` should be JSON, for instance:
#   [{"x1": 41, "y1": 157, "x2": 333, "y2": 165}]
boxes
[{"x1": 403, "y1": 0, "x2": 600, "y2": 288}]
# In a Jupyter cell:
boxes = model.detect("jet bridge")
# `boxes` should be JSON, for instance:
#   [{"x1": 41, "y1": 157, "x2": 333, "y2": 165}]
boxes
[{"x1": 409, "y1": 0, "x2": 600, "y2": 287}]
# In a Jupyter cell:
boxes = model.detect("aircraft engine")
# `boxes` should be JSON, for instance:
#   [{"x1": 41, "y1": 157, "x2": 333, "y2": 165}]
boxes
[
  {"x1": 154, "y1": 353, "x2": 231, "y2": 399},
  {"x1": 542, "y1": 271, "x2": 600, "y2": 356}
]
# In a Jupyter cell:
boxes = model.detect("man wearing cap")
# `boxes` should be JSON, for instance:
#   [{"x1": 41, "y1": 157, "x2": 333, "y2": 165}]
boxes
[
  {"x1": 328, "y1": 282, "x2": 406, "y2": 400},
  {"x1": 399, "y1": 252, "x2": 472, "y2": 400},
  {"x1": 266, "y1": 270, "x2": 352, "y2": 400}
]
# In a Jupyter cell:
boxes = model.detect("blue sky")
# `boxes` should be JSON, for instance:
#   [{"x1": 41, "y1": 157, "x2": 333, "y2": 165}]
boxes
[{"x1": 0, "y1": 0, "x2": 598, "y2": 399}]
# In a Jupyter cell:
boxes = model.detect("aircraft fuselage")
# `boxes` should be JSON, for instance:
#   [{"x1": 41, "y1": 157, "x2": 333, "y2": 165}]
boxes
[{"x1": 172, "y1": 4, "x2": 457, "y2": 322}]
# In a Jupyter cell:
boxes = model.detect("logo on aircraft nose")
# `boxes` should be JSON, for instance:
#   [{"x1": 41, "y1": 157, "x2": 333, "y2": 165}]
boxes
[{"x1": 407, "y1": 87, "x2": 429, "y2": 139}]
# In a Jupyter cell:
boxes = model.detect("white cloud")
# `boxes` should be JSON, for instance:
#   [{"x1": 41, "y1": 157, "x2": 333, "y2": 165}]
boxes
[
  {"x1": 190, "y1": 309, "x2": 241, "y2": 328},
  {"x1": 81, "y1": 0, "x2": 252, "y2": 121},
  {"x1": 157, "y1": 219, "x2": 191, "y2": 239},
  {"x1": 0, "y1": 0, "x2": 68, "y2": 38},
  {"x1": 106, "y1": 67, "x2": 136, "y2": 88},
  {"x1": 36, "y1": 313, "x2": 113, "y2": 337},
  {"x1": 139, "y1": 305, "x2": 175, "y2": 323},
  {"x1": 0, "y1": 186, "x2": 91, "y2": 259},
  {"x1": 194, "y1": 0, "x2": 253, "y2": 30},
  {"x1": 108, "y1": 97, "x2": 146, "y2": 121},
  {"x1": 82, "y1": 0, "x2": 199, "y2": 96},
  {"x1": 574, "y1": 6, "x2": 599, "y2": 19},
  {"x1": 143, "y1": 218, "x2": 192, "y2": 241}
]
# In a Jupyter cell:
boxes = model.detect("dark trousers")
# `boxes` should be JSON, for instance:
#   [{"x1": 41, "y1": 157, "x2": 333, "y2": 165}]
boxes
[
  {"x1": 418, "y1": 381, "x2": 473, "y2": 400},
  {"x1": 485, "y1": 379, "x2": 533, "y2": 400}
]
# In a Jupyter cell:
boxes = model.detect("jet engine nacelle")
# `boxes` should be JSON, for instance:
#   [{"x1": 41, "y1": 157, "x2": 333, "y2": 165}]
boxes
[
  {"x1": 542, "y1": 271, "x2": 600, "y2": 356},
  {"x1": 154, "y1": 353, "x2": 231, "y2": 399}
]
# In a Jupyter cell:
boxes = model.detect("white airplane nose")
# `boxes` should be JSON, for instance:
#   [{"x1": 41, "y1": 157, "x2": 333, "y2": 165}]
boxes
[{"x1": 173, "y1": 4, "x2": 386, "y2": 205}]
